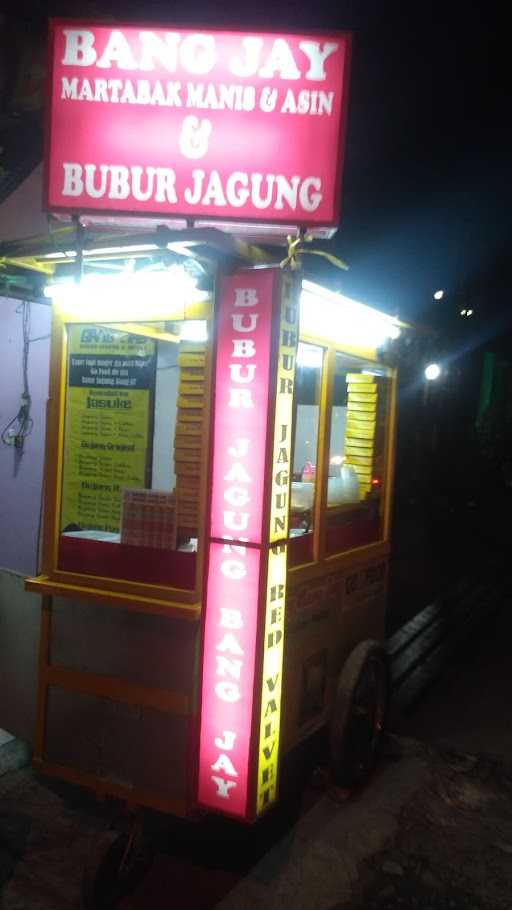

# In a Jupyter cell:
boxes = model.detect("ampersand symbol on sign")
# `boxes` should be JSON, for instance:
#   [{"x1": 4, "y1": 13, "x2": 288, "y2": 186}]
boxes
[
  {"x1": 260, "y1": 87, "x2": 278, "y2": 113},
  {"x1": 179, "y1": 115, "x2": 212, "y2": 160}
]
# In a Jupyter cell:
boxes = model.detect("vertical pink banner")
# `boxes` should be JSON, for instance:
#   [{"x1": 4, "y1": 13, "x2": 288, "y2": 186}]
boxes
[
  {"x1": 198, "y1": 268, "x2": 278, "y2": 819},
  {"x1": 209, "y1": 269, "x2": 275, "y2": 545},
  {"x1": 197, "y1": 542, "x2": 262, "y2": 816}
]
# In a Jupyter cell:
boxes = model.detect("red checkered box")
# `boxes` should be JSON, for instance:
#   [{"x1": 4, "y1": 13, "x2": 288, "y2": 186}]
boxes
[{"x1": 120, "y1": 489, "x2": 177, "y2": 550}]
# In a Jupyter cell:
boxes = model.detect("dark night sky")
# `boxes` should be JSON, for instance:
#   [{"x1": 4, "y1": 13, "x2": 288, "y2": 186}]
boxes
[{"x1": 3, "y1": 0, "x2": 509, "y2": 323}]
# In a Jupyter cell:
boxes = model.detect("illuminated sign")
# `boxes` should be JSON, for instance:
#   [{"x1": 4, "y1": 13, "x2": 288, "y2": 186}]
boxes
[
  {"x1": 46, "y1": 22, "x2": 351, "y2": 228},
  {"x1": 198, "y1": 541, "x2": 262, "y2": 815},
  {"x1": 198, "y1": 268, "x2": 298, "y2": 820},
  {"x1": 256, "y1": 273, "x2": 298, "y2": 810},
  {"x1": 256, "y1": 542, "x2": 287, "y2": 812},
  {"x1": 269, "y1": 274, "x2": 297, "y2": 543},
  {"x1": 198, "y1": 269, "x2": 275, "y2": 817},
  {"x1": 209, "y1": 271, "x2": 274, "y2": 544}
]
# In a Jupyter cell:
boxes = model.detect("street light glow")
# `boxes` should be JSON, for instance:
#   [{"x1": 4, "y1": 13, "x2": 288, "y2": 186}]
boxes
[
  {"x1": 433, "y1": 290, "x2": 444, "y2": 301},
  {"x1": 425, "y1": 363, "x2": 441, "y2": 381}
]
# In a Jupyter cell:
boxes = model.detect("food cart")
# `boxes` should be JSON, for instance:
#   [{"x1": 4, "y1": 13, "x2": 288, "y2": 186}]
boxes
[
  {"x1": 4, "y1": 18, "x2": 400, "y2": 905},
  {"x1": 21, "y1": 233, "x2": 399, "y2": 893}
]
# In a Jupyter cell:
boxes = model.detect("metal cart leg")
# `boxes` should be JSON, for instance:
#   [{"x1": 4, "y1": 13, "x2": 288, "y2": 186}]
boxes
[{"x1": 81, "y1": 809, "x2": 155, "y2": 910}]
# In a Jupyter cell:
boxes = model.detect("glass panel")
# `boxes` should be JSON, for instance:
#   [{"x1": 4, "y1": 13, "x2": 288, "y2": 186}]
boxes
[
  {"x1": 289, "y1": 342, "x2": 324, "y2": 565},
  {"x1": 58, "y1": 320, "x2": 208, "y2": 590},
  {"x1": 326, "y1": 353, "x2": 391, "y2": 556}
]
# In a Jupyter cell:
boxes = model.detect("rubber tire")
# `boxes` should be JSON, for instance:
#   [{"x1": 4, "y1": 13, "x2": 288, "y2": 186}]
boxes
[
  {"x1": 329, "y1": 640, "x2": 389, "y2": 790},
  {"x1": 81, "y1": 831, "x2": 154, "y2": 910}
]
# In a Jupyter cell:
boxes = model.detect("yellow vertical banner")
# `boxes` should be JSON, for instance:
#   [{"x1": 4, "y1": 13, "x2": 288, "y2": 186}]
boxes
[
  {"x1": 257, "y1": 543, "x2": 288, "y2": 813},
  {"x1": 269, "y1": 273, "x2": 299, "y2": 544},
  {"x1": 60, "y1": 325, "x2": 156, "y2": 534},
  {"x1": 256, "y1": 272, "x2": 299, "y2": 814}
]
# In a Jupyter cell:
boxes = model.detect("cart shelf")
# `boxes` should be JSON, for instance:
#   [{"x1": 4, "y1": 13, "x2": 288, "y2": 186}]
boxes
[{"x1": 25, "y1": 575, "x2": 201, "y2": 621}]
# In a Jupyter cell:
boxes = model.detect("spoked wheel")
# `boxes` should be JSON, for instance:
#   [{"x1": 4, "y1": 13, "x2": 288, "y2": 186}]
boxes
[
  {"x1": 329, "y1": 640, "x2": 389, "y2": 791},
  {"x1": 81, "y1": 825, "x2": 155, "y2": 910}
]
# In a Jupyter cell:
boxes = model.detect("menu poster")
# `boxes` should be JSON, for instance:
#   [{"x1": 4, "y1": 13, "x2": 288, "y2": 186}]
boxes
[{"x1": 60, "y1": 325, "x2": 157, "y2": 535}]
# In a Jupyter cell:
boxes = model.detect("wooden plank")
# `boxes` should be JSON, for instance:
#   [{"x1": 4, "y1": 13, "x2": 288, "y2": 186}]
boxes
[
  {"x1": 45, "y1": 665, "x2": 191, "y2": 716},
  {"x1": 174, "y1": 435, "x2": 204, "y2": 450},
  {"x1": 174, "y1": 449, "x2": 202, "y2": 463},
  {"x1": 33, "y1": 758, "x2": 189, "y2": 816},
  {"x1": 25, "y1": 576, "x2": 201, "y2": 620},
  {"x1": 34, "y1": 596, "x2": 52, "y2": 762},
  {"x1": 177, "y1": 353, "x2": 206, "y2": 367},
  {"x1": 346, "y1": 373, "x2": 376, "y2": 384},
  {"x1": 175, "y1": 462, "x2": 201, "y2": 477},
  {"x1": 177, "y1": 396, "x2": 204, "y2": 410}
]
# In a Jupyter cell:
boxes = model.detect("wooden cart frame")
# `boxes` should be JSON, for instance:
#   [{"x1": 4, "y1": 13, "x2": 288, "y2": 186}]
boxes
[{"x1": 23, "y1": 235, "x2": 398, "y2": 822}]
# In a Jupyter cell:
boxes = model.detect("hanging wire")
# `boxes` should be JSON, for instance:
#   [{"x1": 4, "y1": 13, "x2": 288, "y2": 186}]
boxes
[{"x1": 1, "y1": 301, "x2": 34, "y2": 452}]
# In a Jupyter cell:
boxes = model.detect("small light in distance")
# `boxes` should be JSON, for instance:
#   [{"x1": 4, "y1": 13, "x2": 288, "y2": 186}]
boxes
[
  {"x1": 460, "y1": 309, "x2": 467, "y2": 316},
  {"x1": 425, "y1": 363, "x2": 441, "y2": 381},
  {"x1": 466, "y1": 309, "x2": 473, "y2": 316},
  {"x1": 433, "y1": 290, "x2": 444, "y2": 301}
]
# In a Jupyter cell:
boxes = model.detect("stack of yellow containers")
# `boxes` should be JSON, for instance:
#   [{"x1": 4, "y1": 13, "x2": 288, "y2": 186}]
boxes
[
  {"x1": 344, "y1": 373, "x2": 377, "y2": 498},
  {"x1": 174, "y1": 341, "x2": 206, "y2": 541}
]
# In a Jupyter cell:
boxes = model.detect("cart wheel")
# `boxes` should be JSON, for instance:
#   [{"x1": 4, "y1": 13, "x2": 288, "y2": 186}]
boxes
[
  {"x1": 329, "y1": 640, "x2": 389, "y2": 791},
  {"x1": 81, "y1": 829, "x2": 154, "y2": 910}
]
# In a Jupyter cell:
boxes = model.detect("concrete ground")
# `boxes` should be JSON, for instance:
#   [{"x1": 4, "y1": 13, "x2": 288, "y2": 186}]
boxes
[
  {"x1": 2, "y1": 737, "x2": 511, "y2": 909},
  {"x1": 1, "y1": 598, "x2": 511, "y2": 909}
]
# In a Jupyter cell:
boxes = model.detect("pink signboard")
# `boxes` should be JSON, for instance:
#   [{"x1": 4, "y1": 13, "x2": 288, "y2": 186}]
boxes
[{"x1": 45, "y1": 22, "x2": 351, "y2": 228}]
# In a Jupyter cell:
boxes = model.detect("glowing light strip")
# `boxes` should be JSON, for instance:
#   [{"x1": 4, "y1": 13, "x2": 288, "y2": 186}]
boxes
[{"x1": 300, "y1": 280, "x2": 402, "y2": 350}]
